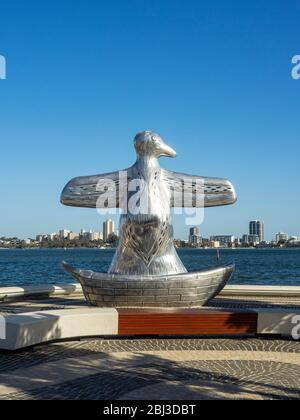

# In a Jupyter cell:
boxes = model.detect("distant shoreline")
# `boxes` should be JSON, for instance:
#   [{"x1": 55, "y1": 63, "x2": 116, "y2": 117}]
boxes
[{"x1": 0, "y1": 247, "x2": 299, "y2": 251}]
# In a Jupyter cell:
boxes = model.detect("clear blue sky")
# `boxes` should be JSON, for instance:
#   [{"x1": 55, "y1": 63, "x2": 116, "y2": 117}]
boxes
[{"x1": 0, "y1": 0, "x2": 299, "y2": 240}]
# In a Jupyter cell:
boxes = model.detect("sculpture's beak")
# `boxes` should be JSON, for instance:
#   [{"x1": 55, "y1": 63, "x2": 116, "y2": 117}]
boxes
[{"x1": 160, "y1": 142, "x2": 177, "y2": 158}]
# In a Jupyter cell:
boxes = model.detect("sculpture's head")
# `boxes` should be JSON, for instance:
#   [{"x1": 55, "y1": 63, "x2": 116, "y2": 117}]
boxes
[{"x1": 134, "y1": 131, "x2": 177, "y2": 158}]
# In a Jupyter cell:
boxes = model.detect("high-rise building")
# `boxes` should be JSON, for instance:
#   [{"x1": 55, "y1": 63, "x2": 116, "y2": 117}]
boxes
[
  {"x1": 103, "y1": 219, "x2": 115, "y2": 242},
  {"x1": 190, "y1": 227, "x2": 200, "y2": 237},
  {"x1": 249, "y1": 221, "x2": 264, "y2": 243},
  {"x1": 189, "y1": 227, "x2": 202, "y2": 247}
]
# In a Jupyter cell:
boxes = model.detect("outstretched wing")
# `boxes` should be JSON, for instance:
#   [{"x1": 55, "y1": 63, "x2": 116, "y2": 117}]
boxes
[
  {"x1": 61, "y1": 169, "x2": 131, "y2": 208},
  {"x1": 162, "y1": 169, "x2": 237, "y2": 208}
]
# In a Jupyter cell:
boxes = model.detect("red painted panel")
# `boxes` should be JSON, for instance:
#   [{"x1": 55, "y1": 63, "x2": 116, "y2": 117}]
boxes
[{"x1": 118, "y1": 308, "x2": 257, "y2": 336}]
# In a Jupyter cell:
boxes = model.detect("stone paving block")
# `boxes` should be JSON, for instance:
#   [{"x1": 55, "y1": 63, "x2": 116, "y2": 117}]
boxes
[{"x1": 0, "y1": 338, "x2": 299, "y2": 400}]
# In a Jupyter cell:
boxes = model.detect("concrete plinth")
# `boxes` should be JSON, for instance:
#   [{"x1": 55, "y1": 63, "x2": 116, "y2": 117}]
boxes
[
  {"x1": 257, "y1": 308, "x2": 300, "y2": 338},
  {"x1": 1, "y1": 306, "x2": 300, "y2": 351},
  {"x1": 0, "y1": 308, "x2": 118, "y2": 351}
]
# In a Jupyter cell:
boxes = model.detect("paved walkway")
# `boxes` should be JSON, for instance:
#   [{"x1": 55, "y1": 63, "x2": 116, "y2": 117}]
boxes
[
  {"x1": 0, "y1": 338, "x2": 299, "y2": 400},
  {"x1": 1, "y1": 292, "x2": 300, "y2": 315},
  {"x1": 0, "y1": 293, "x2": 300, "y2": 400}
]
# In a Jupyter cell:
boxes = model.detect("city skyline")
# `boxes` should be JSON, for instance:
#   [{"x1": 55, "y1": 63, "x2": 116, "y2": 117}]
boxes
[
  {"x1": 2, "y1": 219, "x2": 299, "y2": 246},
  {"x1": 2, "y1": 216, "x2": 299, "y2": 242},
  {"x1": 0, "y1": 1, "x2": 299, "y2": 239}
]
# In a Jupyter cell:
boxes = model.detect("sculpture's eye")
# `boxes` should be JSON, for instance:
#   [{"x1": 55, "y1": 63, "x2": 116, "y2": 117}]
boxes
[{"x1": 152, "y1": 136, "x2": 158, "y2": 143}]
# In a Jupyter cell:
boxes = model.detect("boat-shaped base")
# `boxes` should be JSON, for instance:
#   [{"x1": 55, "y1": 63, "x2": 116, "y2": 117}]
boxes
[{"x1": 63, "y1": 262, "x2": 235, "y2": 308}]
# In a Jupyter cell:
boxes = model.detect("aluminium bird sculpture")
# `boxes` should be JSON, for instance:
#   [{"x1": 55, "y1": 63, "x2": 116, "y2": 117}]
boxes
[{"x1": 61, "y1": 131, "x2": 237, "y2": 308}]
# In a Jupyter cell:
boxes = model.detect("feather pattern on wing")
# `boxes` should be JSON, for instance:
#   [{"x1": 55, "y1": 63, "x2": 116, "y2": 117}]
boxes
[
  {"x1": 162, "y1": 169, "x2": 237, "y2": 208},
  {"x1": 61, "y1": 169, "x2": 132, "y2": 208}
]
